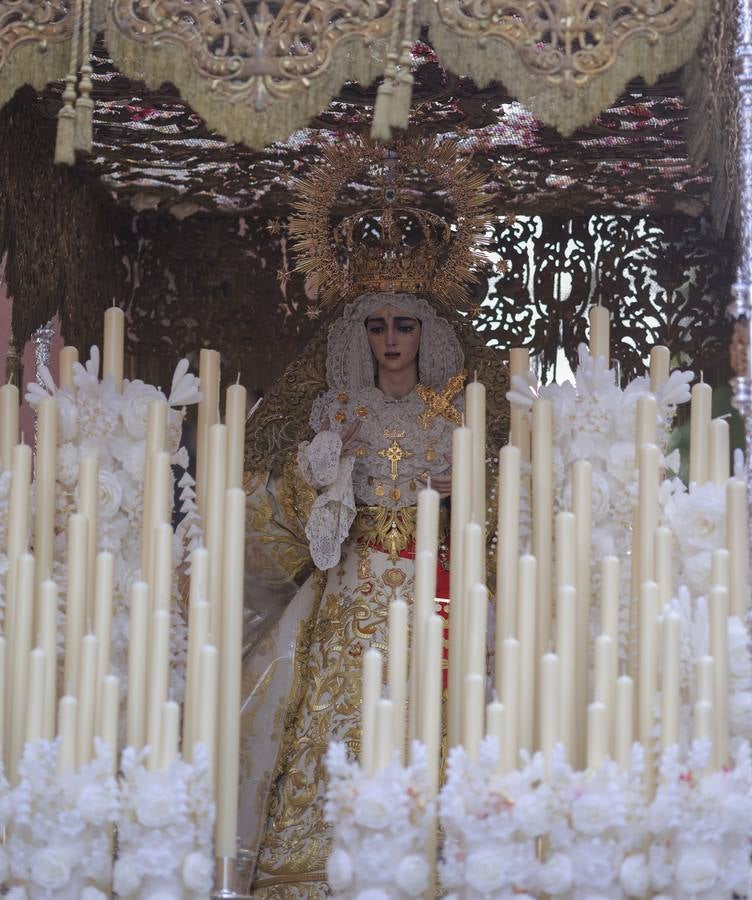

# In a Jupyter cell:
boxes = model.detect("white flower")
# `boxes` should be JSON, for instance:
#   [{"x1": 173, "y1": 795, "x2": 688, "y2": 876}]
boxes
[
  {"x1": 354, "y1": 891, "x2": 390, "y2": 900},
  {"x1": 0, "y1": 846, "x2": 9, "y2": 884},
  {"x1": 675, "y1": 850, "x2": 719, "y2": 893},
  {"x1": 730, "y1": 689, "x2": 752, "y2": 738},
  {"x1": 540, "y1": 852, "x2": 573, "y2": 895},
  {"x1": 57, "y1": 392, "x2": 79, "y2": 442},
  {"x1": 668, "y1": 483, "x2": 726, "y2": 554},
  {"x1": 721, "y1": 793, "x2": 752, "y2": 832},
  {"x1": 6, "y1": 887, "x2": 28, "y2": 900},
  {"x1": 465, "y1": 844, "x2": 508, "y2": 893},
  {"x1": 620, "y1": 853, "x2": 650, "y2": 897},
  {"x1": 168, "y1": 359, "x2": 202, "y2": 407},
  {"x1": 396, "y1": 854, "x2": 430, "y2": 896},
  {"x1": 122, "y1": 380, "x2": 165, "y2": 440},
  {"x1": 57, "y1": 442, "x2": 80, "y2": 486},
  {"x1": 80, "y1": 889, "x2": 108, "y2": 900},
  {"x1": 135, "y1": 783, "x2": 175, "y2": 827},
  {"x1": 327, "y1": 847, "x2": 354, "y2": 891},
  {"x1": 77, "y1": 783, "x2": 115, "y2": 825},
  {"x1": 113, "y1": 858, "x2": 141, "y2": 895},
  {"x1": 513, "y1": 790, "x2": 549, "y2": 837},
  {"x1": 143, "y1": 890, "x2": 182, "y2": 900},
  {"x1": 181, "y1": 850, "x2": 213, "y2": 892},
  {"x1": 571, "y1": 792, "x2": 615, "y2": 835},
  {"x1": 0, "y1": 790, "x2": 13, "y2": 823},
  {"x1": 29, "y1": 846, "x2": 71, "y2": 890},
  {"x1": 96, "y1": 467, "x2": 124, "y2": 520},
  {"x1": 589, "y1": 471, "x2": 611, "y2": 524},
  {"x1": 352, "y1": 786, "x2": 392, "y2": 830}
]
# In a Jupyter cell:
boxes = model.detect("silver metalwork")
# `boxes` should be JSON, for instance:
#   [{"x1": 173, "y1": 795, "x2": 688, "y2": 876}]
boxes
[
  {"x1": 211, "y1": 856, "x2": 252, "y2": 899},
  {"x1": 32, "y1": 318, "x2": 55, "y2": 386}
]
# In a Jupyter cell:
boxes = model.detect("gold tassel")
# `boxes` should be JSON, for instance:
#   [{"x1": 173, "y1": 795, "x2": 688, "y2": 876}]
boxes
[
  {"x1": 55, "y1": 76, "x2": 78, "y2": 167},
  {"x1": 371, "y1": 76, "x2": 397, "y2": 142},
  {"x1": 74, "y1": 66, "x2": 93, "y2": 154},
  {"x1": 390, "y1": 69, "x2": 413, "y2": 130}
]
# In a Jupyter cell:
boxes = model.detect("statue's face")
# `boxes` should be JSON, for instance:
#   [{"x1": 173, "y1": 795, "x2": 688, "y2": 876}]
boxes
[{"x1": 365, "y1": 304, "x2": 422, "y2": 376}]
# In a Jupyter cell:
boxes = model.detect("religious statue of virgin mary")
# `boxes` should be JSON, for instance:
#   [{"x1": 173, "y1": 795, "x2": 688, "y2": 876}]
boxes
[{"x1": 238, "y1": 138, "x2": 509, "y2": 897}]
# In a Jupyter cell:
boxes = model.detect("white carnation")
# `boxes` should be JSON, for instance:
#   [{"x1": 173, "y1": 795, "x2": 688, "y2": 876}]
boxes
[
  {"x1": 181, "y1": 851, "x2": 213, "y2": 893},
  {"x1": 572, "y1": 792, "x2": 615, "y2": 835},
  {"x1": 57, "y1": 442, "x2": 79, "y2": 486},
  {"x1": 80, "y1": 888, "x2": 108, "y2": 900},
  {"x1": 465, "y1": 844, "x2": 508, "y2": 893},
  {"x1": 0, "y1": 847, "x2": 9, "y2": 884},
  {"x1": 396, "y1": 854, "x2": 430, "y2": 896},
  {"x1": 135, "y1": 783, "x2": 175, "y2": 828},
  {"x1": 0, "y1": 791, "x2": 13, "y2": 823},
  {"x1": 513, "y1": 790, "x2": 549, "y2": 837},
  {"x1": 6, "y1": 887, "x2": 28, "y2": 900},
  {"x1": 722, "y1": 793, "x2": 752, "y2": 832},
  {"x1": 620, "y1": 853, "x2": 650, "y2": 896},
  {"x1": 675, "y1": 850, "x2": 718, "y2": 893},
  {"x1": 353, "y1": 787, "x2": 392, "y2": 830},
  {"x1": 326, "y1": 848, "x2": 354, "y2": 892},
  {"x1": 77, "y1": 782, "x2": 115, "y2": 825},
  {"x1": 540, "y1": 852, "x2": 573, "y2": 895},
  {"x1": 29, "y1": 846, "x2": 71, "y2": 890},
  {"x1": 113, "y1": 858, "x2": 141, "y2": 895}
]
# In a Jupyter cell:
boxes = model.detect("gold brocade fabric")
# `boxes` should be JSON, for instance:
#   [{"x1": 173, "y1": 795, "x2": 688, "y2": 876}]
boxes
[{"x1": 251, "y1": 536, "x2": 415, "y2": 897}]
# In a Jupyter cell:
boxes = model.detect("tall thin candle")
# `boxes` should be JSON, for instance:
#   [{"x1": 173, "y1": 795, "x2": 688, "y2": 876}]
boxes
[
  {"x1": 225, "y1": 383, "x2": 248, "y2": 490},
  {"x1": 726, "y1": 478, "x2": 749, "y2": 619},
  {"x1": 500, "y1": 636, "x2": 519, "y2": 772},
  {"x1": 448, "y1": 424, "x2": 471, "y2": 747},
  {"x1": 196, "y1": 348, "x2": 221, "y2": 519},
  {"x1": 496, "y1": 445, "x2": 520, "y2": 643},
  {"x1": 466, "y1": 378, "x2": 487, "y2": 554},
  {"x1": 361, "y1": 649, "x2": 382, "y2": 776},
  {"x1": 556, "y1": 584, "x2": 576, "y2": 759},
  {"x1": 63, "y1": 513, "x2": 88, "y2": 693},
  {"x1": 708, "y1": 418, "x2": 730, "y2": 485},
  {"x1": 34, "y1": 396, "x2": 58, "y2": 588},
  {"x1": 649, "y1": 346, "x2": 670, "y2": 393},
  {"x1": 588, "y1": 305, "x2": 610, "y2": 365},
  {"x1": 59, "y1": 346, "x2": 79, "y2": 390},
  {"x1": 387, "y1": 600, "x2": 408, "y2": 763},
  {"x1": 517, "y1": 554, "x2": 537, "y2": 753},
  {"x1": 77, "y1": 455, "x2": 99, "y2": 623},
  {"x1": 532, "y1": 399, "x2": 553, "y2": 663},
  {"x1": 102, "y1": 306, "x2": 125, "y2": 391},
  {"x1": 126, "y1": 581, "x2": 148, "y2": 749},
  {"x1": 38, "y1": 580, "x2": 58, "y2": 740},
  {"x1": 0, "y1": 383, "x2": 19, "y2": 472},
  {"x1": 709, "y1": 585, "x2": 729, "y2": 768},
  {"x1": 206, "y1": 424, "x2": 228, "y2": 641},
  {"x1": 689, "y1": 380, "x2": 712, "y2": 485},
  {"x1": 660, "y1": 612, "x2": 680, "y2": 751}
]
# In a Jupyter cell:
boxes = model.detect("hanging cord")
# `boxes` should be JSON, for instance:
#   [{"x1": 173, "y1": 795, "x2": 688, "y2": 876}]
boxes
[
  {"x1": 54, "y1": 0, "x2": 82, "y2": 166},
  {"x1": 390, "y1": 0, "x2": 416, "y2": 130},
  {"x1": 75, "y1": 0, "x2": 94, "y2": 155},
  {"x1": 371, "y1": 0, "x2": 406, "y2": 142}
]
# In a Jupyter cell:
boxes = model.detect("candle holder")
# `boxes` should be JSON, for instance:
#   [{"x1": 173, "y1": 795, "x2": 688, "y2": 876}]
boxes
[{"x1": 211, "y1": 856, "x2": 253, "y2": 900}]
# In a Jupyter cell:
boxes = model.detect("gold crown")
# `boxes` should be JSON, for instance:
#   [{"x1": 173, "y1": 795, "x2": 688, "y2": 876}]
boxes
[{"x1": 287, "y1": 136, "x2": 491, "y2": 309}]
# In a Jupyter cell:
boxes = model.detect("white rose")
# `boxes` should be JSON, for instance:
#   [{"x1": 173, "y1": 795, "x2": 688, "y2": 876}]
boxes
[
  {"x1": 607, "y1": 441, "x2": 636, "y2": 487},
  {"x1": 30, "y1": 847, "x2": 71, "y2": 890},
  {"x1": 80, "y1": 889, "x2": 108, "y2": 900},
  {"x1": 77, "y1": 783, "x2": 115, "y2": 826},
  {"x1": 353, "y1": 788, "x2": 392, "y2": 830},
  {"x1": 730, "y1": 689, "x2": 752, "y2": 738},
  {"x1": 675, "y1": 850, "x2": 718, "y2": 893},
  {"x1": 58, "y1": 442, "x2": 80, "y2": 486},
  {"x1": 57, "y1": 392, "x2": 78, "y2": 442},
  {"x1": 620, "y1": 853, "x2": 649, "y2": 897},
  {"x1": 540, "y1": 852, "x2": 573, "y2": 895},
  {"x1": 572, "y1": 792, "x2": 615, "y2": 835},
  {"x1": 0, "y1": 791, "x2": 13, "y2": 823},
  {"x1": 590, "y1": 471, "x2": 611, "y2": 525},
  {"x1": 513, "y1": 791, "x2": 549, "y2": 837},
  {"x1": 113, "y1": 858, "x2": 141, "y2": 895},
  {"x1": 181, "y1": 851, "x2": 213, "y2": 893},
  {"x1": 96, "y1": 468, "x2": 123, "y2": 520},
  {"x1": 723, "y1": 793, "x2": 752, "y2": 832},
  {"x1": 6, "y1": 887, "x2": 27, "y2": 900},
  {"x1": 0, "y1": 847, "x2": 9, "y2": 884},
  {"x1": 326, "y1": 848, "x2": 354, "y2": 892},
  {"x1": 396, "y1": 854, "x2": 430, "y2": 896},
  {"x1": 143, "y1": 891, "x2": 182, "y2": 900},
  {"x1": 122, "y1": 381, "x2": 165, "y2": 440},
  {"x1": 354, "y1": 891, "x2": 390, "y2": 900},
  {"x1": 135, "y1": 783, "x2": 174, "y2": 828},
  {"x1": 465, "y1": 845, "x2": 508, "y2": 893}
]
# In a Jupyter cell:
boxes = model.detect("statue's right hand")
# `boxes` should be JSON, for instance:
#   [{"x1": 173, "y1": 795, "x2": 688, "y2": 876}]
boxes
[{"x1": 320, "y1": 416, "x2": 362, "y2": 455}]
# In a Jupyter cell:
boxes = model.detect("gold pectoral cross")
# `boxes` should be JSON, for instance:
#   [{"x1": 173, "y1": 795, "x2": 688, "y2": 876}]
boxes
[
  {"x1": 416, "y1": 370, "x2": 467, "y2": 429},
  {"x1": 378, "y1": 439, "x2": 413, "y2": 481}
]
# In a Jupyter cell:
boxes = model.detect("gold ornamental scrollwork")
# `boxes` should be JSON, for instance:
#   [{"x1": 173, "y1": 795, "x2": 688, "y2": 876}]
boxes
[
  {"x1": 0, "y1": 0, "x2": 74, "y2": 109},
  {"x1": 106, "y1": 0, "x2": 394, "y2": 148},
  {"x1": 420, "y1": 0, "x2": 712, "y2": 135}
]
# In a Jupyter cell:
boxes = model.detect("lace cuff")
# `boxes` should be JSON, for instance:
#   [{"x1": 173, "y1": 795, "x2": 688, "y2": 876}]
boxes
[
  {"x1": 298, "y1": 430, "x2": 343, "y2": 489},
  {"x1": 303, "y1": 453, "x2": 356, "y2": 571}
]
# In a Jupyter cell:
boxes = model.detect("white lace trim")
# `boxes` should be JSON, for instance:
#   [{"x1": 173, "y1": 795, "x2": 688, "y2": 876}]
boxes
[{"x1": 298, "y1": 430, "x2": 343, "y2": 488}]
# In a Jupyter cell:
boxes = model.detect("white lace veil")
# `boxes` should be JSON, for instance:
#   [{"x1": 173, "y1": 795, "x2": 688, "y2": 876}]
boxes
[{"x1": 325, "y1": 292, "x2": 465, "y2": 393}]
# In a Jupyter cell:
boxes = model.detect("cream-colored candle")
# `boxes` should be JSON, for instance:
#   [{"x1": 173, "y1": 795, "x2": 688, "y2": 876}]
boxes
[
  {"x1": 660, "y1": 611, "x2": 680, "y2": 751},
  {"x1": 0, "y1": 636, "x2": 6, "y2": 760},
  {"x1": 615, "y1": 675, "x2": 634, "y2": 771},
  {"x1": 77, "y1": 633, "x2": 99, "y2": 768},
  {"x1": 532, "y1": 399, "x2": 553, "y2": 662},
  {"x1": 693, "y1": 699, "x2": 713, "y2": 744},
  {"x1": 587, "y1": 701, "x2": 607, "y2": 769},
  {"x1": 496, "y1": 445, "x2": 520, "y2": 643},
  {"x1": 33, "y1": 396, "x2": 58, "y2": 587},
  {"x1": 638, "y1": 581, "x2": 659, "y2": 789},
  {"x1": 416, "y1": 484, "x2": 440, "y2": 556},
  {"x1": 410, "y1": 550, "x2": 436, "y2": 744},
  {"x1": 140, "y1": 400, "x2": 168, "y2": 579},
  {"x1": 508, "y1": 349, "x2": 531, "y2": 465},
  {"x1": 63, "y1": 513, "x2": 88, "y2": 694},
  {"x1": 196, "y1": 644, "x2": 219, "y2": 779},
  {"x1": 695, "y1": 655, "x2": 715, "y2": 704},
  {"x1": 183, "y1": 598, "x2": 210, "y2": 761},
  {"x1": 711, "y1": 548, "x2": 730, "y2": 590},
  {"x1": 555, "y1": 584, "x2": 576, "y2": 760},
  {"x1": 499, "y1": 636, "x2": 519, "y2": 772},
  {"x1": 448, "y1": 424, "x2": 471, "y2": 748},
  {"x1": 9, "y1": 554, "x2": 33, "y2": 781},
  {"x1": 38, "y1": 580, "x2": 58, "y2": 740},
  {"x1": 225, "y1": 382, "x2": 247, "y2": 491},
  {"x1": 555, "y1": 511, "x2": 576, "y2": 589},
  {"x1": 0, "y1": 383, "x2": 19, "y2": 472},
  {"x1": 151, "y1": 522, "x2": 173, "y2": 613},
  {"x1": 126, "y1": 581, "x2": 148, "y2": 749},
  {"x1": 709, "y1": 585, "x2": 729, "y2": 768},
  {"x1": 216, "y1": 487, "x2": 245, "y2": 859},
  {"x1": 93, "y1": 552, "x2": 113, "y2": 723},
  {"x1": 594, "y1": 634, "x2": 614, "y2": 754},
  {"x1": 517, "y1": 554, "x2": 537, "y2": 753},
  {"x1": 361, "y1": 648, "x2": 382, "y2": 775},
  {"x1": 375, "y1": 698, "x2": 394, "y2": 772},
  {"x1": 572, "y1": 459, "x2": 592, "y2": 764},
  {"x1": 654, "y1": 527, "x2": 673, "y2": 608},
  {"x1": 148, "y1": 450, "x2": 172, "y2": 539},
  {"x1": 463, "y1": 672, "x2": 484, "y2": 761},
  {"x1": 466, "y1": 378, "x2": 487, "y2": 550},
  {"x1": 98, "y1": 674, "x2": 120, "y2": 776},
  {"x1": 600, "y1": 556, "x2": 620, "y2": 642},
  {"x1": 708, "y1": 419, "x2": 730, "y2": 485},
  {"x1": 466, "y1": 583, "x2": 488, "y2": 678},
  {"x1": 649, "y1": 345, "x2": 670, "y2": 393},
  {"x1": 206, "y1": 424, "x2": 228, "y2": 641},
  {"x1": 159, "y1": 700, "x2": 180, "y2": 769},
  {"x1": 637, "y1": 444, "x2": 660, "y2": 589},
  {"x1": 726, "y1": 478, "x2": 749, "y2": 619},
  {"x1": 540, "y1": 652, "x2": 560, "y2": 765},
  {"x1": 103, "y1": 306, "x2": 125, "y2": 390},
  {"x1": 588, "y1": 305, "x2": 610, "y2": 365},
  {"x1": 689, "y1": 381, "x2": 712, "y2": 485},
  {"x1": 486, "y1": 700, "x2": 505, "y2": 771},
  {"x1": 59, "y1": 346, "x2": 79, "y2": 390},
  {"x1": 57, "y1": 695, "x2": 77, "y2": 773},
  {"x1": 146, "y1": 609, "x2": 170, "y2": 771},
  {"x1": 422, "y1": 614, "x2": 443, "y2": 794},
  {"x1": 387, "y1": 599, "x2": 408, "y2": 763},
  {"x1": 635, "y1": 394, "x2": 657, "y2": 452},
  {"x1": 196, "y1": 348, "x2": 221, "y2": 519},
  {"x1": 6, "y1": 441, "x2": 32, "y2": 621},
  {"x1": 25, "y1": 647, "x2": 45, "y2": 744},
  {"x1": 77, "y1": 454, "x2": 99, "y2": 623}
]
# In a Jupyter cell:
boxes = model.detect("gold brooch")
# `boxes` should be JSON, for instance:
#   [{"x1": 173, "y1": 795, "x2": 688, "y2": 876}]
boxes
[{"x1": 417, "y1": 371, "x2": 466, "y2": 429}]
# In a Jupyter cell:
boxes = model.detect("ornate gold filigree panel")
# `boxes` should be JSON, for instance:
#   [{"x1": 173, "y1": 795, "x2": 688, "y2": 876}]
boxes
[
  {"x1": 105, "y1": 0, "x2": 393, "y2": 148},
  {"x1": 421, "y1": 0, "x2": 712, "y2": 135},
  {"x1": 0, "y1": 0, "x2": 73, "y2": 108}
]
